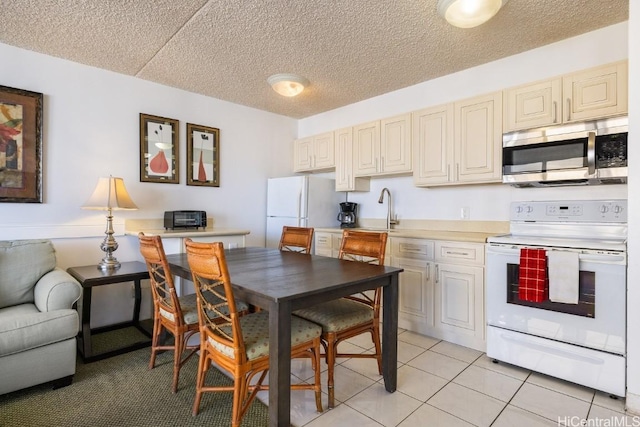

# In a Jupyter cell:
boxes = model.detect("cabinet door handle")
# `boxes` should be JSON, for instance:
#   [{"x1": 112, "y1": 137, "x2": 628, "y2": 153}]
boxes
[
  {"x1": 552, "y1": 101, "x2": 558, "y2": 123},
  {"x1": 566, "y1": 98, "x2": 571, "y2": 122},
  {"x1": 435, "y1": 264, "x2": 439, "y2": 283},
  {"x1": 426, "y1": 263, "x2": 430, "y2": 279},
  {"x1": 381, "y1": 157, "x2": 385, "y2": 172},
  {"x1": 375, "y1": 158, "x2": 378, "y2": 172}
]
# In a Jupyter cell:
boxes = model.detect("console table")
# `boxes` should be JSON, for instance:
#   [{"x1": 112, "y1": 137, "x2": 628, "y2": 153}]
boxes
[{"x1": 67, "y1": 261, "x2": 152, "y2": 362}]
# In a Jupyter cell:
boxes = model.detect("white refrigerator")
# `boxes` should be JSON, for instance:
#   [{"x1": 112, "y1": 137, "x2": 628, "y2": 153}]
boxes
[{"x1": 266, "y1": 176, "x2": 342, "y2": 249}]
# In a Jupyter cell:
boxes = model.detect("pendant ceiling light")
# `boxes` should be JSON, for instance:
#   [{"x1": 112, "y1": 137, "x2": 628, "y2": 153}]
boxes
[
  {"x1": 267, "y1": 73, "x2": 309, "y2": 97},
  {"x1": 437, "y1": 0, "x2": 509, "y2": 28}
]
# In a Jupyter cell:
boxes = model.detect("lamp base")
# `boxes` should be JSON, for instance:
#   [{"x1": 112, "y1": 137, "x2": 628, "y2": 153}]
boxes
[{"x1": 98, "y1": 256, "x2": 121, "y2": 270}]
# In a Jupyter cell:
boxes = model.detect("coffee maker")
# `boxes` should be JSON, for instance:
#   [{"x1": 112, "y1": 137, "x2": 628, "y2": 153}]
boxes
[{"x1": 337, "y1": 202, "x2": 358, "y2": 228}]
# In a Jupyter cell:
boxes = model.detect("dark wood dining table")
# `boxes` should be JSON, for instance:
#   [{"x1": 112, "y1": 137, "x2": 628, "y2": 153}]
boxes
[{"x1": 165, "y1": 246, "x2": 403, "y2": 427}]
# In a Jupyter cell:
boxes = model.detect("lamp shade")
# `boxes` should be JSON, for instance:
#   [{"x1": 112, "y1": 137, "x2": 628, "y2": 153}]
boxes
[
  {"x1": 437, "y1": 0, "x2": 508, "y2": 28},
  {"x1": 82, "y1": 176, "x2": 138, "y2": 210},
  {"x1": 267, "y1": 73, "x2": 309, "y2": 97}
]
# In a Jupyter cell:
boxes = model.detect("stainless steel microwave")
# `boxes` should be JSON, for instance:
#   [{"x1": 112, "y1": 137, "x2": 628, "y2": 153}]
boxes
[{"x1": 502, "y1": 116, "x2": 628, "y2": 187}]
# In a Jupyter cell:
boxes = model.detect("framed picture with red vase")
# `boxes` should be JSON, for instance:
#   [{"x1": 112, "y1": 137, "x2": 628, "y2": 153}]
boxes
[
  {"x1": 186, "y1": 122, "x2": 219, "y2": 187},
  {"x1": 139, "y1": 113, "x2": 179, "y2": 184},
  {"x1": 0, "y1": 85, "x2": 43, "y2": 203}
]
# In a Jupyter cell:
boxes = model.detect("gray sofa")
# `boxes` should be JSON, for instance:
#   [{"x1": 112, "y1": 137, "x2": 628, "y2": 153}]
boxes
[{"x1": 0, "y1": 239, "x2": 82, "y2": 395}]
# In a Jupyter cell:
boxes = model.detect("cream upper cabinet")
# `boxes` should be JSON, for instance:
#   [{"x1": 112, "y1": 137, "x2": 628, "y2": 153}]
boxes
[
  {"x1": 503, "y1": 61, "x2": 628, "y2": 132},
  {"x1": 563, "y1": 61, "x2": 628, "y2": 123},
  {"x1": 412, "y1": 104, "x2": 455, "y2": 186},
  {"x1": 335, "y1": 127, "x2": 370, "y2": 192},
  {"x1": 503, "y1": 78, "x2": 562, "y2": 132},
  {"x1": 455, "y1": 92, "x2": 502, "y2": 184},
  {"x1": 354, "y1": 113, "x2": 412, "y2": 177},
  {"x1": 293, "y1": 131, "x2": 335, "y2": 172},
  {"x1": 413, "y1": 93, "x2": 501, "y2": 186}
]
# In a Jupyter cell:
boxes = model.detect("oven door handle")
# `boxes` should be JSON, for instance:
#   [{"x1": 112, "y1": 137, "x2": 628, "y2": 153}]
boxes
[
  {"x1": 488, "y1": 245, "x2": 626, "y2": 264},
  {"x1": 587, "y1": 131, "x2": 596, "y2": 175}
]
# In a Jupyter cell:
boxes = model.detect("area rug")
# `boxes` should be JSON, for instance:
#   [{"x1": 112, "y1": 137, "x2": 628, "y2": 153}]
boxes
[{"x1": 0, "y1": 335, "x2": 269, "y2": 427}]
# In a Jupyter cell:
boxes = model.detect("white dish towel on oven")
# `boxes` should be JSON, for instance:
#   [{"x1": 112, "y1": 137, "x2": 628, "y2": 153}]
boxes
[{"x1": 548, "y1": 250, "x2": 579, "y2": 304}]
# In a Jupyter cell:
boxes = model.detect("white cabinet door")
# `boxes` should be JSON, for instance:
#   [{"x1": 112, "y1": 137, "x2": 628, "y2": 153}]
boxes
[
  {"x1": 563, "y1": 61, "x2": 628, "y2": 123},
  {"x1": 435, "y1": 262, "x2": 485, "y2": 351},
  {"x1": 503, "y1": 78, "x2": 562, "y2": 132},
  {"x1": 354, "y1": 121, "x2": 380, "y2": 176},
  {"x1": 335, "y1": 127, "x2": 370, "y2": 192},
  {"x1": 394, "y1": 257, "x2": 434, "y2": 327},
  {"x1": 412, "y1": 104, "x2": 454, "y2": 186},
  {"x1": 380, "y1": 113, "x2": 412, "y2": 174},
  {"x1": 293, "y1": 137, "x2": 313, "y2": 172},
  {"x1": 292, "y1": 132, "x2": 335, "y2": 172},
  {"x1": 312, "y1": 131, "x2": 335, "y2": 169},
  {"x1": 455, "y1": 92, "x2": 502, "y2": 184},
  {"x1": 503, "y1": 60, "x2": 628, "y2": 132}
]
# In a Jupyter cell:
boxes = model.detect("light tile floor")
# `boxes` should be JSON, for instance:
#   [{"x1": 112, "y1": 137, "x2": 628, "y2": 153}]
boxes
[{"x1": 255, "y1": 329, "x2": 636, "y2": 427}]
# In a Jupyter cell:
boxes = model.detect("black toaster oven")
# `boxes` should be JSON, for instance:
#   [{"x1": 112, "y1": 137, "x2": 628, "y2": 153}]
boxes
[{"x1": 164, "y1": 210, "x2": 207, "y2": 230}]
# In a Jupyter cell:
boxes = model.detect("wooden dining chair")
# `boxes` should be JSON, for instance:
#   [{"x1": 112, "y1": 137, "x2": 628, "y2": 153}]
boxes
[
  {"x1": 294, "y1": 229, "x2": 388, "y2": 408},
  {"x1": 279, "y1": 226, "x2": 314, "y2": 253},
  {"x1": 138, "y1": 232, "x2": 200, "y2": 393},
  {"x1": 184, "y1": 239, "x2": 323, "y2": 426}
]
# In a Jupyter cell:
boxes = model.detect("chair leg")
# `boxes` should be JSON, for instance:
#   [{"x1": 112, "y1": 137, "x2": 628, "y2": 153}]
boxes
[
  {"x1": 172, "y1": 331, "x2": 184, "y2": 393},
  {"x1": 192, "y1": 351, "x2": 208, "y2": 416},
  {"x1": 149, "y1": 317, "x2": 162, "y2": 369},
  {"x1": 231, "y1": 374, "x2": 246, "y2": 427},
  {"x1": 312, "y1": 340, "x2": 323, "y2": 413},
  {"x1": 325, "y1": 333, "x2": 337, "y2": 409}
]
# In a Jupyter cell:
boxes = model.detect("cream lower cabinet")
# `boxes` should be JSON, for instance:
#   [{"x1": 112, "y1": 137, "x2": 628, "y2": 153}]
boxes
[
  {"x1": 434, "y1": 241, "x2": 485, "y2": 352},
  {"x1": 391, "y1": 238, "x2": 435, "y2": 333},
  {"x1": 314, "y1": 232, "x2": 333, "y2": 257}
]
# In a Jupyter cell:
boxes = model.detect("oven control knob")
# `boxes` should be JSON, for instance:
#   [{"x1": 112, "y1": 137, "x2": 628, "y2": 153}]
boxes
[
  {"x1": 515, "y1": 206, "x2": 524, "y2": 213},
  {"x1": 600, "y1": 205, "x2": 609, "y2": 213},
  {"x1": 526, "y1": 206, "x2": 534, "y2": 213},
  {"x1": 613, "y1": 205, "x2": 623, "y2": 214}
]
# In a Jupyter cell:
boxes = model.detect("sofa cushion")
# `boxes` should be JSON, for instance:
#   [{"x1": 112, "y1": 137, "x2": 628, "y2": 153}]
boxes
[
  {"x1": 0, "y1": 240, "x2": 56, "y2": 309},
  {"x1": 0, "y1": 304, "x2": 79, "y2": 357}
]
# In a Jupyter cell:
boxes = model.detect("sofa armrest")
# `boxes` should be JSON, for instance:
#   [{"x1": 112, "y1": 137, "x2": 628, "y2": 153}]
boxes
[{"x1": 34, "y1": 268, "x2": 82, "y2": 312}]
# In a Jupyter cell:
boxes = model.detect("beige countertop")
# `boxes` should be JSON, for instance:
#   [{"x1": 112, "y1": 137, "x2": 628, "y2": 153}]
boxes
[
  {"x1": 315, "y1": 219, "x2": 509, "y2": 244},
  {"x1": 124, "y1": 219, "x2": 250, "y2": 239}
]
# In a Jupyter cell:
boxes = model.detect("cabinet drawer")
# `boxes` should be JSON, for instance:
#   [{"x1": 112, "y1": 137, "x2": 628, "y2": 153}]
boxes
[
  {"x1": 315, "y1": 233, "x2": 332, "y2": 249},
  {"x1": 435, "y1": 241, "x2": 484, "y2": 265},
  {"x1": 391, "y1": 238, "x2": 434, "y2": 260}
]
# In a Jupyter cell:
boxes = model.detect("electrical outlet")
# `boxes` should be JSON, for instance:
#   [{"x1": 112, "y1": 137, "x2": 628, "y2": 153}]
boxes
[{"x1": 461, "y1": 207, "x2": 470, "y2": 220}]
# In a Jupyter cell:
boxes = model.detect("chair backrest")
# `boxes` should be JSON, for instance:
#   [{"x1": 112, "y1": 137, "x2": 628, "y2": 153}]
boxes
[
  {"x1": 138, "y1": 233, "x2": 184, "y2": 326},
  {"x1": 338, "y1": 230, "x2": 388, "y2": 309},
  {"x1": 279, "y1": 226, "x2": 314, "y2": 254},
  {"x1": 338, "y1": 230, "x2": 388, "y2": 265},
  {"x1": 184, "y1": 239, "x2": 247, "y2": 362}
]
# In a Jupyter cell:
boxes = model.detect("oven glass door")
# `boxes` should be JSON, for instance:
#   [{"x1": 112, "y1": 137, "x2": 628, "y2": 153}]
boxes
[
  {"x1": 502, "y1": 138, "x2": 588, "y2": 175},
  {"x1": 486, "y1": 243, "x2": 626, "y2": 355}
]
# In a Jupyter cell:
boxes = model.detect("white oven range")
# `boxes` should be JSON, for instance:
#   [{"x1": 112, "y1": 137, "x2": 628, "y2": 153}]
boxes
[{"x1": 486, "y1": 200, "x2": 627, "y2": 396}]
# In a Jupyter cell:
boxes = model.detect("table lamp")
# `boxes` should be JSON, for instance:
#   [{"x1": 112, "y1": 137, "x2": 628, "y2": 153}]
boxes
[{"x1": 82, "y1": 176, "x2": 138, "y2": 270}]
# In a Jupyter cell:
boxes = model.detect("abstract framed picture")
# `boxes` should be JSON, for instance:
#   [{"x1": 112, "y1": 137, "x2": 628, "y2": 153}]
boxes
[
  {"x1": 186, "y1": 123, "x2": 220, "y2": 187},
  {"x1": 0, "y1": 85, "x2": 43, "y2": 203},
  {"x1": 139, "y1": 113, "x2": 179, "y2": 184}
]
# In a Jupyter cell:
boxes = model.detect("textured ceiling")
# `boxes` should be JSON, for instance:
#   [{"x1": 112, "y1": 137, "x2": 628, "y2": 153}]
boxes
[{"x1": 0, "y1": 0, "x2": 629, "y2": 119}]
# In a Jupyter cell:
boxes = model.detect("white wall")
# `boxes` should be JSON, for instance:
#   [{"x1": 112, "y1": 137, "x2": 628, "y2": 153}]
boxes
[
  {"x1": 299, "y1": 22, "x2": 629, "y2": 223},
  {"x1": 625, "y1": 1, "x2": 640, "y2": 414},
  {"x1": 0, "y1": 42, "x2": 295, "y2": 326}
]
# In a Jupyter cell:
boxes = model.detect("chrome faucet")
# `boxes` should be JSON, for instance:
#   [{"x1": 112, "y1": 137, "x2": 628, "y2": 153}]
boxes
[{"x1": 377, "y1": 187, "x2": 398, "y2": 230}]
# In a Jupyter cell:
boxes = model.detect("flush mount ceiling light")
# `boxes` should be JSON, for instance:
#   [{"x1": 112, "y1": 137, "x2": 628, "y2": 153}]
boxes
[
  {"x1": 267, "y1": 73, "x2": 309, "y2": 97},
  {"x1": 437, "y1": 0, "x2": 509, "y2": 28}
]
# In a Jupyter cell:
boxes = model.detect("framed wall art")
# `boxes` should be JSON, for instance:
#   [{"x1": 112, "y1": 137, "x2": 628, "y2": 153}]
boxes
[
  {"x1": 139, "y1": 113, "x2": 179, "y2": 184},
  {"x1": 0, "y1": 85, "x2": 43, "y2": 203},
  {"x1": 186, "y1": 123, "x2": 220, "y2": 187}
]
